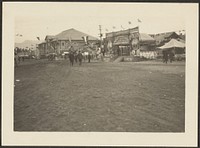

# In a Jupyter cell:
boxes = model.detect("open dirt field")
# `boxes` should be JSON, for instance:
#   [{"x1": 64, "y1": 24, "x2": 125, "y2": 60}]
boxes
[{"x1": 14, "y1": 59, "x2": 185, "y2": 132}]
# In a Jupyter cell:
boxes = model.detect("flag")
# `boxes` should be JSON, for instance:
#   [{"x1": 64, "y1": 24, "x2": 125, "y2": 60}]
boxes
[
  {"x1": 128, "y1": 21, "x2": 131, "y2": 24},
  {"x1": 137, "y1": 19, "x2": 142, "y2": 23},
  {"x1": 19, "y1": 34, "x2": 23, "y2": 37},
  {"x1": 68, "y1": 36, "x2": 72, "y2": 43},
  {"x1": 82, "y1": 36, "x2": 88, "y2": 45},
  {"x1": 112, "y1": 26, "x2": 116, "y2": 29},
  {"x1": 86, "y1": 36, "x2": 88, "y2": 44},
  {"x1": 37, "y1": 37, "x2": 40, "y2": 40}
]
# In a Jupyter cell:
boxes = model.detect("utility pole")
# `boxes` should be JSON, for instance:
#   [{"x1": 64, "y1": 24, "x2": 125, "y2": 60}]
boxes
[
  {"x1": 99, "y1": 25, "x2": 104, "y2": 55},
  {"x1": 99, "y1": 25, "x2": 102, "y2": 48}
]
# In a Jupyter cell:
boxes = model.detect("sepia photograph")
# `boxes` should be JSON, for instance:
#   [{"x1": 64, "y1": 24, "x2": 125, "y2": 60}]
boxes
[{"x1": 2, "y1": 2, "x2": 198, "y2": 147}]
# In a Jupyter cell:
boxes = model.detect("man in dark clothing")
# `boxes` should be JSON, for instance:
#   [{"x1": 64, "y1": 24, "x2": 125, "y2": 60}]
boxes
[
  {"x1": 88, "y1": 53, "x2": 91, "y2": 63},
  {"x1": 117, "y1": 47, "x2": 120, "y2": 56},
  {"x1": 69, "y1": 52, "x2": 74, "y2": 66},
  {"x1": 74, "y1": 52, "x2": 78, "y2": 63},
  {"x1": 22, "y1": 55, "x2": 25, "y2": 61},
  {"x1": 77, "y1": 51, "x2": 83, "y2": 66},
  {"x1": 163, "y1": 50, "x2": 168, "y2": 64},
  {"x1": 14, "y1": 52, "x2": 18, "y2": 67},
  {"x1": 169, "y1": 51, "x2": 174, "y2": 63}
]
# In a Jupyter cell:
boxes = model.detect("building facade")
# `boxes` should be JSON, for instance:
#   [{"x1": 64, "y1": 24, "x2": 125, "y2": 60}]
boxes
[
  {"x1": 105, "y1": 27, "x2": 157, "y2": 57},
  {"x1": 37, "y1": 28, "x2": 99, "y2": 58}
]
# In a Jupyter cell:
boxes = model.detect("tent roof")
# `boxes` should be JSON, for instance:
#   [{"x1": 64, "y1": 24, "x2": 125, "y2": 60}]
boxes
[
  {"x1": 54, "y1": 28, "x2": 98, "y2": 41},
  {"x1": 139, "y1": 33, "x2": 155, "y2": 42},
  {"x1": 158, "y1": 39, "x2": 185, "y2": 49}
]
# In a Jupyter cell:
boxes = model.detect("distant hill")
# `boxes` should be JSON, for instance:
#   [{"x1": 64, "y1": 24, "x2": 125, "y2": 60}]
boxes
[{"x1": 15, "y1": 40, "x2": 43, "y2": 50}]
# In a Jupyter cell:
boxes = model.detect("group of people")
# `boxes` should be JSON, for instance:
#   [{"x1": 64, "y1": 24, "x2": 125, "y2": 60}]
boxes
[
  {"x1": 162, "y1": 50, "x2": 175, "y2": 64},
  {"x1": 14, "y1": 52, "x2": 26, "y2": 67},
  {"x1": 68, "y1": 51, "x2": 92, "y2": 66}
]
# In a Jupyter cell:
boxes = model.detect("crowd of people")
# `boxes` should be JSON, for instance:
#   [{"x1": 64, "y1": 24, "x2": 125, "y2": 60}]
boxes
[
  {"x1": 14, "y1": 51, "x2": 27, "y2": 67},
  {"x1": 162, "y1": 50, "x2": 175, "y2": 64},
  {"x1": 14, "y1": 44, "x2": 179, "y2": 68},
  {"x1": 14, "y1": 47, "x2": 36, "y2": 67},
  {"x1": 68, "y1": 51, "x2": 93, "y2": 66}
]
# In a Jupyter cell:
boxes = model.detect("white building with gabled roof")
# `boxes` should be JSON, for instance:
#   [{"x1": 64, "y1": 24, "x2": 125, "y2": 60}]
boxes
[{"x1": 38, "y1": 28, "x2": 99, "y2": 57}]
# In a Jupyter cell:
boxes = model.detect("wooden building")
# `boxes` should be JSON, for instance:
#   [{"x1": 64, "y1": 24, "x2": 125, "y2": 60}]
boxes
[
  {"x1": 149, "y1": 32, "x2": 181, "y2": 47},
  {"x1": 37, "y1": 28, "x2": 99, "y2": 58}
]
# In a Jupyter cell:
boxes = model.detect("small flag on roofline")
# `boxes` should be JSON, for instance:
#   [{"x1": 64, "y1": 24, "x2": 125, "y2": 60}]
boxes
[
  {"x1": 68, "y1": 36, "x2": 72, "y2": 43},
  {"x1": 37, "y1": 37, "x2": 40, "y2": 40},
  {"x1": 82, "y1": 36, "x2": 88, "y2": 45},
  {"x1": 128, "y1": 21, "x2": 132, "y2": 24},
  {"x1": 137, "y1": 19, "x2": 142, "y2": 23}
]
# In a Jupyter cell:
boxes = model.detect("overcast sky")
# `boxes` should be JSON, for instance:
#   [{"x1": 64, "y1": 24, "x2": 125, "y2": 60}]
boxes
[{"x1": 13, "y1": 2, "x2": 187, "y2": 43}]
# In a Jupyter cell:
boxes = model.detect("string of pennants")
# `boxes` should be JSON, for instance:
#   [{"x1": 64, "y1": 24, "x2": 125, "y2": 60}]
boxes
[{"x1": 105, "y1": 19, "x2": 142, "y2": 32}]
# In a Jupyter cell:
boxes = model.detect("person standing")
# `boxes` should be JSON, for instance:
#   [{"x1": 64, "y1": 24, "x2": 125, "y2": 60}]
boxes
[
  {"x1": 74, "y1": 51, "x2": 78, "y2": 63},
  {"x1": 22, "y1": 50, "x2": 25, "y2": 61},
  {"x1": 77, "y1": 51, "x2": 83, "y2": 66},
  {"x1": 88, "y1": 53, "x2": 91, "y2": 63},
  {"x1": 162, "y1": 50, "x2": 168, "y2": 64},
  {"x1": 14, "y1": 52, "x2": 18, "y2": 67},
  {"x1": 117, "y1": 47, "x2": 120, "y2": 56},
  {"x1": 69, "y1": 52, "x2": 74, "y2": 66},
  {"x1": 169, "y1": 51, "x2": 174, "y2": 63},
  {"x1": 165, "y1": 52, "x2": 169, "y2": 64},
  {"x1": 100, "y1": 52, "x2": 104, "y2": 61}
]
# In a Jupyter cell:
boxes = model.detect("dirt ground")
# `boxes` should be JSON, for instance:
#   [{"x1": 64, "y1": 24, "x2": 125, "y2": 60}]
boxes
[{"x1": 14, "y1": 59, "x2": 185, "y2": 132}]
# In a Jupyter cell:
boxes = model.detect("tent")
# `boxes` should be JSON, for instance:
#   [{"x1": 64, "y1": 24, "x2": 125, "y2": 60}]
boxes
[
  {"x1": 139, "y1": 33, "x2": 155, "y2": 44},
  {"x1": 158, "y1": 39, "x2": 185, "y2": 49}
]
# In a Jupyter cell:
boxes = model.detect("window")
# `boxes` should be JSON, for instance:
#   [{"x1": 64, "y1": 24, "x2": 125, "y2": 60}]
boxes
[{"x1": 62, "y1": 42, "x2": 65, "y2": 46}]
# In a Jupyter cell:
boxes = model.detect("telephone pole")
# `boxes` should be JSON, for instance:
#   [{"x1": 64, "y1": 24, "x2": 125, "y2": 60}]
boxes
[{"x1": 99, "y1": 25, "x2": 102, "y2": 49}]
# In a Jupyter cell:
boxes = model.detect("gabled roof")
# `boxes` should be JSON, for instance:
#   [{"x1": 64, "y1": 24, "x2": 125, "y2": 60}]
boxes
[
  {"x1": 150, "y1": 32, "x2": 180, "y2": 42},
  {"x1": 54, "y1": 28, "x2": 98, "y2": 41},
  {"x1": 179, "y1": 34, "x2": 186, "y2": 41}
]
